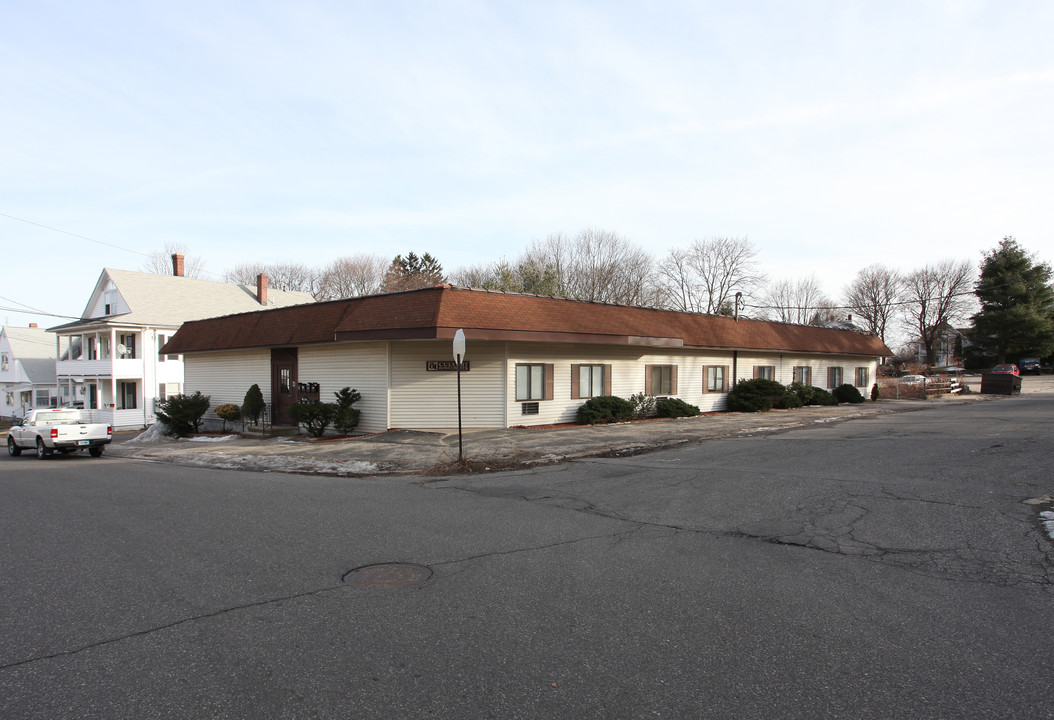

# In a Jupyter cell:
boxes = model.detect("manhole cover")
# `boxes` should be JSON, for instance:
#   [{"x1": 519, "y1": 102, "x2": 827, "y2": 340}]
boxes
[{"x1": 343, "y1": 563, "x2": 432, "y2": 589}]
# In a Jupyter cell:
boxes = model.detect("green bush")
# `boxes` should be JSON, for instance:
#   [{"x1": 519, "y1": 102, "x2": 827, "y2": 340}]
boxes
[
  {"x1": 832, "y1": 384, "x2": 865, "y2": 404},
  {"x1": 333, "y1": 387, "x2": 362, "y2": 435},
  {"x1": 656, "y1": 397, "x2": 701, "y2": 418},
  {"x1": 242, "y1": 384, "x2": 266, "y2": 426},
  {"x1": 789, "y1": 382, "x2": 837, "y2": 406},
  {"x1": 215, "y1": 403, "x2": 241, "y2": 431},
  {"x1": 156, "y1": 392, "x2": 211, "y2": 437},
  {"x1": 288, "y1": 401, "x2": 336, "y2": 438},
  {"x1": 727, "y1": 378, "x2": 789, "y2": 412},
  {"x1": 577, "y1": 395, "x2": 635, "y2": 425},
  {"x1": 628, "y1": 392, "x2": 656, "y2": 419}
]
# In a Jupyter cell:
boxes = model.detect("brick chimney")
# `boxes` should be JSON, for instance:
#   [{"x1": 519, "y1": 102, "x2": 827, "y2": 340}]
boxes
[
  {"x1": 172, "y1": 254, "x2": 185, "y2": 277},
  {"x1": 257, "y1": 273, "x2": 269, "y2": 305}
]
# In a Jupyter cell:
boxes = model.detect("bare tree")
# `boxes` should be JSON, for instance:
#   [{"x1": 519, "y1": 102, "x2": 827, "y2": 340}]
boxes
[
  {"x1": 521, "y1": 228, "x2": 655, "y2": 305},
  {"x1": 759, "y1": 275, "x2": 833, "y2": 324},
  {"x1": 139, "y1": 243, "x2": 208, "y2": 278},
  {"x1": 224, "y1": 262, "x2": 319, "y2": 295},
  {"x1": 903, "y1": 259, "x2": 975, "y2": 365},
  {"x1": 657, "y1": 237, "x2": 764, "y2": 314},
  {"x1": 842, "y1": 264, "x2": 902, "y2": 342},
  {"x1": 316, "y1": 254, "x2": 387, "y2": 300}
]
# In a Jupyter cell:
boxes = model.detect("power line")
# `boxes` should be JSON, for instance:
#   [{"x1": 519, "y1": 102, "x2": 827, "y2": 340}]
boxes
[{"x1": 0, "y1": 212, "x2": 154, "y2": 258}]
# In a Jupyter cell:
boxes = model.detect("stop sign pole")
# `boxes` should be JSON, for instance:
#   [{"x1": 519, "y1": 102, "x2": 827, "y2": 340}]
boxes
[{"x1": 453, "y1": 329, "x2": 466, "y2": 461}]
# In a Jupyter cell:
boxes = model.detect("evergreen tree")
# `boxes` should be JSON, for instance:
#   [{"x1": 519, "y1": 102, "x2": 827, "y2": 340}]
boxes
[
  {"x1": 381, "y1": 252, "x2": 445, "y2": 292},
  {"x1": 970, "y1": 237, "x2": 1054, "y2": 363}
]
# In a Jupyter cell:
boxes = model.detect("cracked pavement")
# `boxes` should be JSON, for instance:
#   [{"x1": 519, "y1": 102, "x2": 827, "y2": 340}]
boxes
[{"x1": 2, "y1": 392, "x2": 1052, "y2": 718}]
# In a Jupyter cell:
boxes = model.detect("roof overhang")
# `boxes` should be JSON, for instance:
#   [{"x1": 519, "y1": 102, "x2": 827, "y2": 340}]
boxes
[{"x1": 333, "y1": 327, "x2": 686, "y2": 347}]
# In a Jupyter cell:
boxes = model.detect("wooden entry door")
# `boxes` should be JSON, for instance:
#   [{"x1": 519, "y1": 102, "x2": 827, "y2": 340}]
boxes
[{"x1": 271, "y1": 348, "x2": 298, "y2": 425}]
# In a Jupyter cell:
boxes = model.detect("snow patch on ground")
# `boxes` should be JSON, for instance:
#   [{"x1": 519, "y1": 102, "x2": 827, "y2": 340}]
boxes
[
  {"x1": 1041, "y1": 510, "x2": 1054, "y2": 541},
  {"x1": 186, "y1": 435, "x2": 237, "y2": 443},
  {"x1": 124, "y1": 422, "x2": 173, "y2": 444},
  {"x1": 162, "y1": 452, "x2": 379, "y2": 476}
]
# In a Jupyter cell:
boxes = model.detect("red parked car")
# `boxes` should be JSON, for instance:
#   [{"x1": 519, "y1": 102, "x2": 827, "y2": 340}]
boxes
[{"x1": 991, "y1": 364, "x2": 1020, "y2": 376}]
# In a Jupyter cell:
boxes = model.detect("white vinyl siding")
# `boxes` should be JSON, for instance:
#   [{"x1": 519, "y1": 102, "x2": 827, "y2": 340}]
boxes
[
  {"x1": 183, "y1": 349, "x2": 272, "y2": 428},
  {"x1": 298, "y1": 342, "x2": 389, "y2": 434},
  {"x1": 390, "y1": 341, "x2": 505, "y2": 429}
]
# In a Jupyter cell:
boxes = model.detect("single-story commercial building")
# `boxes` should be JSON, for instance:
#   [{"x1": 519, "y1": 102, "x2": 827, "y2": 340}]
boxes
[{"x1": 161, "y1": 285, "x2": 892, "y2": 433}]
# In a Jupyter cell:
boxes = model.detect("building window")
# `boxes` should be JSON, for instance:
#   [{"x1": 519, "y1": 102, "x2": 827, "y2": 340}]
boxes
[
  {"x1": 280, "y1": 368, "x2": 291, "y2": 394},
  {"x1": 158, "y1": 335, "x2": 167, "y2": 362},
  {"x1": 754, "y1": 365, "x2": 775, "y2": 381},
  {"x1": 158, "y1": 383, "x2": 180, "y2": 402},
  {"x1": 1, "y1": 353, "x2": 8, "y2": 372},
  {"x1": 828, "y1": 367, "x2": 843, "y2": 388},
  {"x1": 572, "y1": 364, "x2": 609, "y2": 399},
  {"x1": 705, "y1": 365, "x2": 727, "y2": 393},
  {"x1": 646, "y1": 364, "x2": 676, "y2": 396},
  {"x1": 793, "y1": 366, "x2": 812, "y2": 385},
  {"x1": 856, "y1": 367, "x2": 869, "y2": 387},
  {"x1": 516, "y1": 364, "x2": 546, "y2": 401},
  {"x1": 118, "y1": 334, "x2": 137, "y2": 359},
  {"x1": 119, "y1": 381, "x2": 137, "y2": 410},
  {"x1": 35, "y1": 389, "x2": 52, "y2": 407}
]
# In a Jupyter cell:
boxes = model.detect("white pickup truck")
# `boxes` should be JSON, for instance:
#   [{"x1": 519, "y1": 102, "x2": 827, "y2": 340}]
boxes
[{"x1": 7, "y1": 408, "x2": 113, "y2": 459}]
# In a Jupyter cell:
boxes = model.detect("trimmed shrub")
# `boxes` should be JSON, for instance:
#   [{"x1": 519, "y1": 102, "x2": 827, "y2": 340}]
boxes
[
  {"x1": 333, "y1": 387, "x2": 362, "y2": 435},
  {"x1": 242, "y1": 384, "x2": 266, "y2": 426},
  {"x1": 789, "y1": 382, "x2": 837, "y2": 406},
  {"x1": 656, "y1": 397, "x2": 701, "y2": 418},
  {"x1": 577, "y1": 395, "x2": 635, "y2": 425},
  {"x1": 215, "y1": 403, "x2": 241, "y2": 431},
  {"x1": 288, "y1": 401, "x2": 336, "y2": 438},
  {"x1": 156, "y1": 392, "x2": 211, "y2": 437},
  {"x1": 832, "y1": 384, "x2": 865, "y2": 404},
  {"x1": 727, "y1": 378, "x2": 788, "y2": 412},
  {"x1": 628, "y1": 392, "x2": 656, "y2": 419},
  {"x1": 871, "y1": 383, "x2": 880, "y2": 401}
]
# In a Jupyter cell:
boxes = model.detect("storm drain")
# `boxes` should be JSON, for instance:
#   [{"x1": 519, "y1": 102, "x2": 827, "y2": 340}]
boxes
[{"x1": 343, "y1": 563, "x2": 432, "y2": 589}]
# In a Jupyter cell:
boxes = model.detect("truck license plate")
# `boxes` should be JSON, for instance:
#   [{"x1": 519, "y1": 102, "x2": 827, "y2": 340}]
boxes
[{"x1": 78, "y1": 440, "x2": 90, "y2": 446}]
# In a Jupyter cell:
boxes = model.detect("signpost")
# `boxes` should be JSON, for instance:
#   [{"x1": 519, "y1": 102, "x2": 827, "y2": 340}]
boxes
[{"x1": 453, "y1": 329, "x2": 466, "y2": 461}]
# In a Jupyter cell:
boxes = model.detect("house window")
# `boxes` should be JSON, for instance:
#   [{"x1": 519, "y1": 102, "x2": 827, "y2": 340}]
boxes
[
  {"x1": 280, "y1": 368, "x2": 291, "y2": 394},
  {"x1": 856, "y1": 367, "x2": 869, "y2": 387},
  {"x1": 87, "y1": 337, "x2": 98, "y2": 360},
  {"x1": 828, "y1": 367, "x2": 843, "y2": 388},
  {"x1": 572, "y1": 364, "x2": 609, "y2": 399},
  {"x1": 792, "y1": 366, "x2": 812, "y2": 385},
  {"x1": 103, "y1": 288, "x2": 118, "y2": 316},
  {"x1": 646, "y1": 364, "x2": 676, "y2": 396},
  {"x1": 1, "y1": 353, "x2": 8, "y2": 372},
  {"x1": 118, "y1": 334, "x2": 137, "y2": 359},
  {"x1": 705, "y1": 365, "x2": 728, "y2": 393},
  {"x1": 119, "y1": 381, "x2": 137, "y2": 410},
  {"x1": 35, "y1": 389, "x2": 52, "y2": 407},
  {"x1": 158, "y1": 383, "x2": 180, "y2": 402},
  {"x1": 158, "y1": 334, "x2": 179, "y2": 362},
  {"x1": 516, "y1": 364, "x2": 546, "y2": 401},
  {"x1": 754, "y1": 365, "x2": 775, "y2": 381}
]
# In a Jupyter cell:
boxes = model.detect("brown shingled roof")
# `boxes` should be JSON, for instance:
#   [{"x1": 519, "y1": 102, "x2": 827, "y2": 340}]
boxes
[{"x1": 161, "y1": 285, "x2": 891, "y2": 357}]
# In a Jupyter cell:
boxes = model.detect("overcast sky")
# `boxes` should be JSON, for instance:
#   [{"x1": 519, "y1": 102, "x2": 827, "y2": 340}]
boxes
[{"x1": 2, "y1": 0, "x2": 1052, "y2": 329}]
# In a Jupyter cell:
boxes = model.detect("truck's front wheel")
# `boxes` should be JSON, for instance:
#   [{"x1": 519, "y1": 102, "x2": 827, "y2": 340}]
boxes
[
  {"x1": 7, "y1": 437, "x2": 21, "y2": 457},
  {"x1": 35, "y1": 438, "x2": 49, "y2": 460}
]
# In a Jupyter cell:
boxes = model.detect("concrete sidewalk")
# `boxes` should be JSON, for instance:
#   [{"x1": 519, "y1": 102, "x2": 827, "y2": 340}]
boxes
[{"x1": 101, "y1": 394, "x2": 994, "y2": 476}]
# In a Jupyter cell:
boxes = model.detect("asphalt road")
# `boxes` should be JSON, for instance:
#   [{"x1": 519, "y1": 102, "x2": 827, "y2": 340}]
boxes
[{"x1": 1, "y1": 396, "x2": 1052, "y2": 719}]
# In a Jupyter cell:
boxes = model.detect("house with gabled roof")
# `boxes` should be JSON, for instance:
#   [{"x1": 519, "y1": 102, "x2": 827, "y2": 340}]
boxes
[
  {"x1": 48, "y1": 255, "x2": 315, "y2": 429},
  {"x1": 0, "y1": 324, "x2": 59, "y2": 418},
  {"x1": 161, "y1": 284, "x2": 892, "y2": 434}
]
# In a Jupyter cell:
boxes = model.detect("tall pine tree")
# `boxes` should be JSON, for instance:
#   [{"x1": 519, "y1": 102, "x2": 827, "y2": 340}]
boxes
[{"x1": 970, "y1": 237, "x2": 1054, "y2": 364}]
